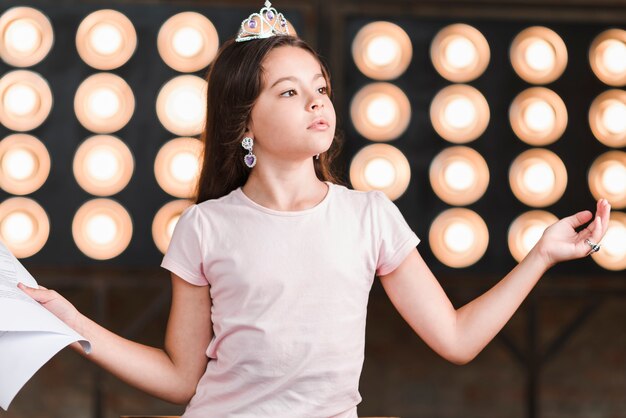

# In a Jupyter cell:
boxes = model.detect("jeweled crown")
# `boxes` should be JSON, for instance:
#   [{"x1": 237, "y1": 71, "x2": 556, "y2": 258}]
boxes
[{"x1": 235, "y1": 1, "x2": 293, "y2": 42}]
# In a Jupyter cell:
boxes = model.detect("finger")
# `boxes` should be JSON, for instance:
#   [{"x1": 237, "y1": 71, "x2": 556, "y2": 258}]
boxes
[{"x1": 562, "y1": 210, "x2": 593, "y2": 229}]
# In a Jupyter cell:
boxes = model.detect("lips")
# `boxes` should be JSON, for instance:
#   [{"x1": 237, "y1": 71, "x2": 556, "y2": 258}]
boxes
[{"x1": 308, "y1": 118, "x2": 329, "y2": 129}]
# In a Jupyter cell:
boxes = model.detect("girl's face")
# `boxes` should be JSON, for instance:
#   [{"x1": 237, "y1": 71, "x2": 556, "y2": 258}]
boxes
[{"x1": 248, "y1": 45, "x2": 336, "y2": 163}]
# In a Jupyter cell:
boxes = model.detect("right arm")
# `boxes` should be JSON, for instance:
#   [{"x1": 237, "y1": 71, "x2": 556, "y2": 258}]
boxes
[{"x1": 19, "y1": 273, "x2": 212, "y2": 405}]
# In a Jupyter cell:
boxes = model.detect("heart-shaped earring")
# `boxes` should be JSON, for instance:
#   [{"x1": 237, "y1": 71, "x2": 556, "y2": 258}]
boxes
[{"x1": 241, "y1": 137, "x2": 257, "y2": 168}]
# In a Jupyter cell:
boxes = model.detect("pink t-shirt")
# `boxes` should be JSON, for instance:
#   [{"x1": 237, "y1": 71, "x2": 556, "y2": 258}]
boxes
[{"x1": 161, "y1": 181, "x2": 420, "y2": 418}]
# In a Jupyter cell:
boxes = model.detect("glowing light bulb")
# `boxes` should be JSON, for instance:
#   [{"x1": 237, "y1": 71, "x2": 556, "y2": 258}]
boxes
[
  {"x1": 366, "y1": 96, "x2": 398, "y2": 127},
  {"x1": 444, "y1": 222, "x2": 474, "y2": 253},
  {"x1": 172, "y1": 27, "x2": 204, "y2": 58},
  {"x1": 6, "y1": 19, "x2": 41, "y2": 53},
  {"x1": 170, "y1": 152, "x2": 198, "y2": 182},
  {"x1": 364, "y1": 157, "x2": 396, "y2": 188},
  {"x1": 525, "y1": 39, "x2": 555, "y2": 72},
  {"x1": 2, "y1": 148, "x2": 36, "y2": 180},
  {"x1": 444, "y1": 36, "x2": 476, "y2": 69},
  {"x1": 86, "y1": 214, "x2": 117, "y2": 245},
  {"x1": 444, "y1": 97, "x2": 476, "y2": 129},
  {"x1": 601, "y1": 164, "x2": 626, "y2": 195},
  {"x1": 444, "y1": 160, "x2": 475, "y2": 191},
  {"x1": 524, "y1": 100, "x2": 555, "y2": 132},
  {"x1": 89, "y1": 23, "x2": 122, "y2": 55},
  {"x1": 602, "y1": 101, "x2": 626, "y2": 135},
  {"x1": 601, "y1": 40, "x2": 626, "y2": 75},
  {"x1": 366, "y1": 35, "x2": 399, "y2": 67},
  {"x1": 4, "y1": 84, "x2": 37, "y2": 116},
  {"x1": 523, "y1": 161, "x2": 555, "y2": 194},
  {"x1": 1, "y1": 212, "x2": 33, "y2": 243},
  {"x1": 88, "y1": 88, "x2": 120, "y2": 119}
]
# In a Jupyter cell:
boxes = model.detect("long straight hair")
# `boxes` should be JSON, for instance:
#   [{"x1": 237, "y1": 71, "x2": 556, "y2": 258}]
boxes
[{"x1": 194, "y1": 35, "x2": 347, "y2": 204}]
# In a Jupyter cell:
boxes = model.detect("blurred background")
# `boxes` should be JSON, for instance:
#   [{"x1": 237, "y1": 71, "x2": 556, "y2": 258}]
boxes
[{"x1": 0, "y1": 0, "x2": 624, "y2": 417}]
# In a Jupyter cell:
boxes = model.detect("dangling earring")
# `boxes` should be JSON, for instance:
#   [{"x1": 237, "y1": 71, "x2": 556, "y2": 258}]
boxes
[
  {"x1": 241, "y1": 136, "x2": 257, "y2": 168},
  {"x1": 315, "y1": 153, "x2": 320, "y2": 160}
]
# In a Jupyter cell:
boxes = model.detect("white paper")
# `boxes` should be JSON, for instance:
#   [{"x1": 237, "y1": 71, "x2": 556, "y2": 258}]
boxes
[{"x1": 0, "y1": 240, "x2": 91, "y2": 410}]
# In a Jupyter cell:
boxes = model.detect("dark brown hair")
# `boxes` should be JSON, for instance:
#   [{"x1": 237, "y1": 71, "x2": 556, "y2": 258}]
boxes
[{"x1": 195, "y1": 35, "x2": 347, "y2": 204}]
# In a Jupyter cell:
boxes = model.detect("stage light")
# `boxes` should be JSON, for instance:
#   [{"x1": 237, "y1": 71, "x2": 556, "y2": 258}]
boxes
[
  {"x1": 0, "y1": 197, "x2": 49, "y2": 258},
  {"x1": 157, "y1": 12, "x2": 219, "y2": 73},
  {"x1": 429, "y1": 146, "x2": 489, "y2": 206},
  {"x1": 590, "y1": 211, "x2": 626, "y2": 271},
  {"x1": 349, "y1": 143, "x2": 411, "y2": 200},
  {"x1": 430, "y1": 84, "x2": 490, "y2": 143},
  {"x1": 509, "y1": 149, "x2": 568, "y2": 207},
  {"x1": 76, "y1": 9, "x2": 136, "y2": 70},
  {"x1": 152, "y1": 199, "x2": 193, "y2": 254},
  {"x1": 429, "y1": 208, "x2": 489, "y2": 268},
  {"x1": 74, "y1": 72, "x2": 135, "y2": 134},
  {"x1": 507, "y1": 210, "x2": 558, "y2": 262},
  {"x1": 589, "y1": 29, "x2": 626, "y2": 87},
  {"x1": 0, "y1": 70, "x2": 52, "y2": 132},
  {"x1": 350, "y1": 82, "x2": 411, "y2": 141},
  {"x1": 510, "y1": 26, "x2": 567, "y2": 84},
  {"x1": 589, "y1": 89, "x2": 626, "y2": 147},
  {"x1": 0, "y1": 134, "x2": 50, "y2": 195},
  {"x1": 0, "y1": 7, "x2": 54, "y2": 67},
  {"x1": 588, "y1": 151, "x2": 626, "y2": 209},
  {"x1": 156, "y1": 75, "x2": 207, "y2": 137},
  {"x1": 352, "y1": 21, "x2": 412, "y2": 80},
  {"x1": 73, "y1": 135, "x2": 134, "y2": 196},
  {"x1": 509, "y1": 87, "x2": 567, "y2": 145},
  {"x1": 72, "y1": 198, "x2": 133, "y2": 260},
  {"x1": 154, "y1": 137, "x2": 203, "y2": 198},
  {"x1": 430, "y1": 23, "x2": 490, "y2": 82}
]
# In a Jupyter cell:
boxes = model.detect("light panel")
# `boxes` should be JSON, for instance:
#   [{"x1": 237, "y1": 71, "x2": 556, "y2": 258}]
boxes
[
  {"x1": 73, "y1": 135, "x2": 134, "y2": 196},
  {"x1": 430, "y1": 23, "x2": 490, "y2": 82},
  {"x1": 508, "y1": 210, "x2": 558, "y2": 262},
  {"x1": 0, "y1": 70, "x2": 52, "y2": 132},
  {"x1": 589, "y1": 89, "x2": 626, "y2": 148},
  {"x1": 429, "y1": 146, "x2": 489, "y2": 206},
  {"x1": 352, "y1": 21, "x2": 413, "y2": 80},
  {"x1": 349, "y1": 143, "x2": 411, "y2": 201},
  {"x1": 154, "y1": 137, "x2": 203, "y2": 198},
  {"x1": 157, "y1": 12, "x2": 219, "y2": 73},
  {"x1": 0, "y1": 134, "x2": 50, "y2": 195},
  {"x1": 509, "y1": 149, "x2": 568, "y2": 207},
  {"x1": 152, "y1": 199, "x2": 193, "y2": 254},
  {"x1": 0, "y1": 197, "x2": 49, "y2": 258},
  {"x1": 588, "y1": 151, "x2": 626, "y2": 209},
  {"x1": 74, "y1": 72, "x2": 135, "y2": 134},
  {"x1": 510, "y1": 26, "x2": 568, "y2": 84},
  {"x1": 589, "y1": 29, "x2": 626, "y2": 87},
  {"x1": 350, "y1": 82, "x2": 411, "y2": 141},
  {"x1": 76, "y1": 9, "x2": 137, "y2": 70},
  {"x1": 430, "y1": 84, "x2": 490, "y2": 143},
  {"x1": 72, "y1": 198, "x2": 133, "y2": 260},
  {"x1": 589, "y1": 211, "x2": 626, "y2": 271},
  {"x1": 509, "y1": 87, "x2": 568, "y2": 145},
  {"x1": 0, "y1": 7, "x2": 54, "y2": 67},
  {"x1": 156, "y1": 75, "x2": 207, "y2": 137},
  {"x1": 429, "y1": 208, "x2": 489, "y2": 268}
]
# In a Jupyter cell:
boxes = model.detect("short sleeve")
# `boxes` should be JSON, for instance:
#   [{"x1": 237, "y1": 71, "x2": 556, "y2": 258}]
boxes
[
  {"x1": 373, "y1": 191, "x2": 420, "y2": 276},
  {"x1": 160, "y1": 205, "x2": 209, "y2": 286}
]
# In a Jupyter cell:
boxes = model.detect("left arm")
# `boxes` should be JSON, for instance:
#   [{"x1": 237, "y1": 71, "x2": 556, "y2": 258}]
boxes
[{"x1": 379, "y1": 199, "x2": 611, "y2": 365}]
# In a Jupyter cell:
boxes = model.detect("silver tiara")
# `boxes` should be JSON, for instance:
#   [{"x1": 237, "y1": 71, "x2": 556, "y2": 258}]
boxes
[{"x1": 235, "y1": 1, "x2": 293, "y2": 42}]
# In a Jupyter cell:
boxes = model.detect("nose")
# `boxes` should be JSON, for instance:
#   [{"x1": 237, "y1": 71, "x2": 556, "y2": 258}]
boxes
[{"x1": 309, "y1": 97, "x2": 324, "y2": 111}]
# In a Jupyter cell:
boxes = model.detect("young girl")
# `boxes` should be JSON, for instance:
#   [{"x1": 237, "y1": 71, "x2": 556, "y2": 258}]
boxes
[{"x1": 19, "y1": 2, "x2": 611, "y2": 417}]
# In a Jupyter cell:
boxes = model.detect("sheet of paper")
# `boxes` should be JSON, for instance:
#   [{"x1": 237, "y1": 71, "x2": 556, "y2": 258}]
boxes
[{"x1": 0, "y1": 240, "x2": 91, "y2": 410}]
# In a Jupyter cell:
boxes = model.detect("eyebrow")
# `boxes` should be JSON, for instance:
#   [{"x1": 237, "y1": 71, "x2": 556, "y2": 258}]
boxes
[{"x1": 270, "y1": 73, "x2": 325, "y2": 88}]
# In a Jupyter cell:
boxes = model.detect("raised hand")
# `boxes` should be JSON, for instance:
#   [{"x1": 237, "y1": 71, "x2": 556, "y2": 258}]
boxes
[{"x1": 534, "y1": 198, "x2": 612, "y2": 267}]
